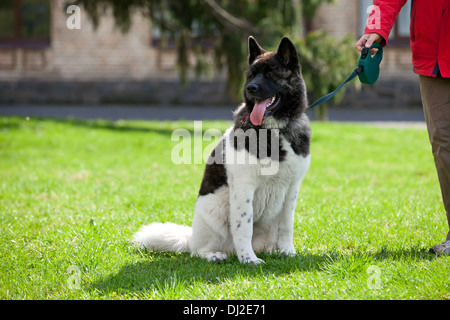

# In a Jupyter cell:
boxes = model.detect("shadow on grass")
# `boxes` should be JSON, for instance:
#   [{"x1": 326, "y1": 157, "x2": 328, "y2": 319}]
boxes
[
  {"x1": 42, "y1": 117, "x2": 178, "y2": 136},
  {"x1": 91, "y1": 251, "x2": 302, "y2": 296},
  {"x1": 2, "y1": 116, "x2": 230, "y2": 136},
  {"x1": 91, "y1": 246, "x2": 436, "y2": 296}
]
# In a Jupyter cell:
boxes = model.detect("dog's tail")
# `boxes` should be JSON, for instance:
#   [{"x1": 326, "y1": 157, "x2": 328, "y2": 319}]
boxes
[{"x1": 132, "y1": 222, "x2": 192, "y2": 253}]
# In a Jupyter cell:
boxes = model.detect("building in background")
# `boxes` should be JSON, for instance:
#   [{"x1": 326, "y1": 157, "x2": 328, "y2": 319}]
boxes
[{"x1": 0, "y1": 0, "x2": 420, "y2": 108}]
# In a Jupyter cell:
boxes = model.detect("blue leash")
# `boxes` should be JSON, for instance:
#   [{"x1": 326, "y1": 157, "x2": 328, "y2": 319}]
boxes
[{"x1": 307, "y1": 43, "x2": 383, "y2": 110}]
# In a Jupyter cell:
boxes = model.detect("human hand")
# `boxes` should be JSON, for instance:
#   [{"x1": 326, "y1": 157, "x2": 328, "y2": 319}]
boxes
[{"x1": 355, "y1": 33, "x2": 383, "y2": 54}]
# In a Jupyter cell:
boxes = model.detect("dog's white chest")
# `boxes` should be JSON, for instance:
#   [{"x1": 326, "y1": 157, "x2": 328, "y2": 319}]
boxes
[
  {"x1": 225, "y1": 131, "x2": 310, "y2": 223},
  {"x1": 252, "y1": 137, "x2": 309, "y2": 222}
]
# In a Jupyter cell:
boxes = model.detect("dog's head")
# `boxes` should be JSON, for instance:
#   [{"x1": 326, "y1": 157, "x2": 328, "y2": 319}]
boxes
[{"x1": 243, "y1": 36, "x2": 307, "y2": 127}]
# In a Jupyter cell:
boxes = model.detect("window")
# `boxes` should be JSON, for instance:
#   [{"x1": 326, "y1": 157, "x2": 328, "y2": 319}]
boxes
[
  {"x1": 0, "y1": 0, "x2": 51, "y2": 48},
  {"x1": 359, "y1": 0, "x2": 411, "y2": 45}
]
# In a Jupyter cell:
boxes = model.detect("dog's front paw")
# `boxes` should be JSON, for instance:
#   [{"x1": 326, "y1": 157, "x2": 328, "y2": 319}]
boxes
[
  {"x1": 239, "y1": 253, "x2": 265, "y2": 265},
  {"x1": 248, "y1": 258, "x2": 265, "y2": 266}
]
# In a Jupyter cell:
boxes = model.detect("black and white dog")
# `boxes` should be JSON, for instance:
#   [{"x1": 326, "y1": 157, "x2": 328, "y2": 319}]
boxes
[{"x1": 133, "y1": 36, "x2": 311, "y2": 265}]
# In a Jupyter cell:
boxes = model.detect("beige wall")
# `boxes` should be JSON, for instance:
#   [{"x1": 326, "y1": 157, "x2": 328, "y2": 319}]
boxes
[
  {"x1": 313, "y1": 0, "x2": 359, "y2": 40},
  {"x1": 0, "y1": 0, "x2": 416, "y2": 83},
  {"x1": 0, "y1": 0, "x2": 180, "y2": 81}
]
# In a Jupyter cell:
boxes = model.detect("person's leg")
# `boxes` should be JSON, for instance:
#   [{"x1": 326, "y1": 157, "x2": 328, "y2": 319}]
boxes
[{"x1": 419, "y1": 75, "x2": 450, "y2": 254}]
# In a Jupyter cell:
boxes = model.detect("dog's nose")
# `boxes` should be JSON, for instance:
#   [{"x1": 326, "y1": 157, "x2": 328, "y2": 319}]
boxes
[{"x1": 247, "y1": 83, "x2": 259, "y2": 93}]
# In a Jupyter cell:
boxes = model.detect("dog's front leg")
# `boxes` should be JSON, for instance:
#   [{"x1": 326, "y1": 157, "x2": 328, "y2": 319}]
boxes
[
  {"x1": 228, "y1": 186, "x2": 264, "y2": 265},
  {"x1": 276, "y1": 174, "x2": 307, "y2": 256}
]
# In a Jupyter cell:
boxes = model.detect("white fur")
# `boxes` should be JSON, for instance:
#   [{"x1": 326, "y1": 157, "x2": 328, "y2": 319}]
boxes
[
  {"x1": 132, "y1": 223, "x2": 192, "y2": 253},
  {"x1": 133, "y1": 118, "x2": 310, "y2": 264}
]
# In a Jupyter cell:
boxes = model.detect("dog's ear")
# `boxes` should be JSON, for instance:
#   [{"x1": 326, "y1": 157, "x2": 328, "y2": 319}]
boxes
[
  {"x1": 276, "y1": 37, "x2": 299, "y2": 70},
  {"x1": 248, "y1": 36, "x2": 266, "y2": 65}
]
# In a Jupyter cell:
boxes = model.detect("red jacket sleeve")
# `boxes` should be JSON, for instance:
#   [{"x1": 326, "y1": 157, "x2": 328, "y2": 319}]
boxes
[{"x1": 364, "y1": 0, "x2": 408, "y2": 46}]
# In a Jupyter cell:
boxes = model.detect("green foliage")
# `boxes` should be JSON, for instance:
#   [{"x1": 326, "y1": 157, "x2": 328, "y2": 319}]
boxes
[
  {"x1": 1, "y1": 117, "x2": 450, "y2": 300},
  {"x1": 294, "y1": 30, "x2": 360, "y2": 120},
  {"x1": 71, "y1": 0, "x2": 350, "y2": 104}
]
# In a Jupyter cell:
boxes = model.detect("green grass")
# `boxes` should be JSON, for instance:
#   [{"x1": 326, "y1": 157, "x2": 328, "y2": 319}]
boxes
[{"x1": 1, "y1": 116, "x2": 449, "y2": 300}]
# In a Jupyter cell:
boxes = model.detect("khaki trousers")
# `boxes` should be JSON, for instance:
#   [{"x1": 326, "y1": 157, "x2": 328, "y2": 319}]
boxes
[{"x1": 419, "y1": 75, "x2": 450, "y2": 241}]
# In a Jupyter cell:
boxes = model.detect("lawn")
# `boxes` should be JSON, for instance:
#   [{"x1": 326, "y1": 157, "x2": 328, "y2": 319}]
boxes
[{"x1": 1, "y1": 116, "x2": 449, "y2": 300}]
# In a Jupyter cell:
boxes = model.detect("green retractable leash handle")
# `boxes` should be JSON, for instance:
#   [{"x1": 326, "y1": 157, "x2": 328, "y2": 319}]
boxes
[
  {"x1": 308, "y1": 42, "x2": 383, "y2": 109},
  {"x1": 358, "y1": 42, "x2": 383, "y2": 85}
]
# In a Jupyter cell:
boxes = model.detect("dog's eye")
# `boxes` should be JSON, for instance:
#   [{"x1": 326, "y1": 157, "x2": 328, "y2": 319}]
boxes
[{"x1": 265, "y1": 72, "x2": 273, "y2": 79}]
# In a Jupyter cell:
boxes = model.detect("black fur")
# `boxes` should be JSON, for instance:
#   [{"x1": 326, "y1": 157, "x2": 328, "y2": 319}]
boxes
[
  {"x1": 230, "y1": 127, "x2": 287, "y2": 161},
  {"x1": 198, "y1": 139, "x2": 228, "y2": 196},
  {"x1": 281, "y1": 119, "x2": 310, "y2": 157}
]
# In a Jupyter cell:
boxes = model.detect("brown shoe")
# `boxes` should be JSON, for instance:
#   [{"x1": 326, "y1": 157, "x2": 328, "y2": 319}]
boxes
[{"x1": 429, "y1": 240, "x2": 450, "y2": 255}]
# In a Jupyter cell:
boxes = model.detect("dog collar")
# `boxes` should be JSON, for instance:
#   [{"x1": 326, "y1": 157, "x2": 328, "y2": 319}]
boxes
[{"x1": 241, "y1": 113, "x2": 247, "y2": 124}]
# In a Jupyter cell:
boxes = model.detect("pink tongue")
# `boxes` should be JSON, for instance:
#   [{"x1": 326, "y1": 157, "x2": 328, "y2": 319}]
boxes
[{"x1": 250, "y1": 98, "x2": 271, "y2": 126}]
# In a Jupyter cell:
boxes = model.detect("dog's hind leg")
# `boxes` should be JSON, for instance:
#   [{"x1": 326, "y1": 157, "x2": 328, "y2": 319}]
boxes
[
  {"x1": 194, "y1": 250, "x2": 228, "y2": 263},
  {"x1": 252, "y1": 221, "x2": 279, "y2": 253},
  {"x1": 190, "y1": 187, "x2": 232, "y2": 263},
  {"x1": 190, "y1": 215, "x2": 230, "y2": 263},
  {"x1": 190, "y1": 220, "x2": 231, "y2": 263}
]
